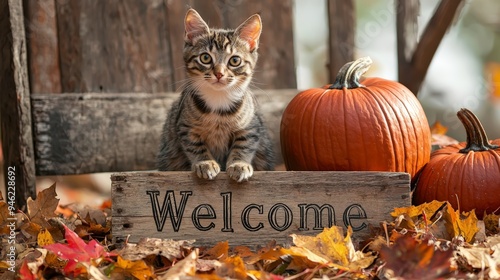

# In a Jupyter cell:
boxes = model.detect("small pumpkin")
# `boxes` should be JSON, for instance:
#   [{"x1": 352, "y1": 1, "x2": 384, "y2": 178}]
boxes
[
  {"x1": 280, "y1": 57, "x2": 431, "y2": 177},
  {"x1": 413, "y1": 108, "x2": 500, "y2": 218}
]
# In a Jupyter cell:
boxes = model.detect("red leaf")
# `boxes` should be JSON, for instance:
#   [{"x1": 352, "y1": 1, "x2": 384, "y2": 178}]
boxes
[
  {"x1": 19, "y1": 259, "x2": 36, "y2": 280},
  {"x1": 44, "y1": 225, "x2": 112, "y2": 276}
]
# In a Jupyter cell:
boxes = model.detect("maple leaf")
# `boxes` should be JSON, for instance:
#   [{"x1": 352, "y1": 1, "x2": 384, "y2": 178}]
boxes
[
  {"x1": 27, "y1": 183, "x2": 59, "y2": 228},
  {"x1": 391, "y1": 200, "x2": 446, "y2": 228},
  {"x1": 291, "y1": 226, "x2": 375, "y2": 271},
  {"x1": 44, "y1": 224, "x2": 112, "y2": 276},
  {"x1": 380, "y1": 234, "x2": 453, "y2": 279},
  {"x1": 113, "y1": 256, "x2": 154, "y2": 280},
  {"x1": 443, "y1": 203, "x2": 478, "y2": 243}
]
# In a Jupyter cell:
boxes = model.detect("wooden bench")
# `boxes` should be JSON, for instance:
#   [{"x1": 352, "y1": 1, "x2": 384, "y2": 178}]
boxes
[{"x1": 0, "y1": 0, "x2": 463, "y2": 208}]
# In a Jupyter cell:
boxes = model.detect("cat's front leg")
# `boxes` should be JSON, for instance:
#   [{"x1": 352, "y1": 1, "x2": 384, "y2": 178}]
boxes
[
  {"x1": 179, "y1": 126, "x2": 221, "y2": 180},
  {"x1": 226, "y1": 132, "x2": 259, "y2": 182}
]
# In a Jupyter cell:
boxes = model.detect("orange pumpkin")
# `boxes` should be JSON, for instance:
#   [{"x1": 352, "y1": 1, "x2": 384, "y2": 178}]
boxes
[
  {"x1": 413, "y1": 108, "x2": 500, "y2": 218},
  {"x1": 280, "y1": 57, "x2": 431, "y2": 177}
]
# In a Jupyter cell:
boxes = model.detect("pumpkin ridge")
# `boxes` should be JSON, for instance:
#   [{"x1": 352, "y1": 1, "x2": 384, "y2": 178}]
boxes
[
  {"x1": 385, "y1": 82, "x2": 429, "y2": 175},
  {"x1": 311, "y1": 89, "x2": 331, "y2": 170},
  {"x1": 297, "y1": 92, "x2": 319, "y2": 170},
  {"x1": 362, "y1": 85, "x2": 400, "y2": 172},
  {"x1": 350, "y1": 88, "x2": 369, "y2": 169}
]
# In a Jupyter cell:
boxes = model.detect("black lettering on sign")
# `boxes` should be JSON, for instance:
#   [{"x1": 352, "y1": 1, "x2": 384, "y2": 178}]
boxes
[
  {"x1": 241, "y1": 204, "x2": 264, "y2": 231},
  {"x1": 146, "y1": 190, "x2": 192, "y2": 232},
  {"x1": 221, "y1": 192, "x2": 233, "y2": 232},
  {"x1": 268, "y1": 203, "x2": 293, "y2": 231},
  {"x1": 298, "y1": 204, "x2": 336, "y2": 231},
  {"x1": 343, "y1": 204, "x2": 368, "y2": 231},
  {"x1": 191, "y1": 204, "x2": 216, "y2": 231}
]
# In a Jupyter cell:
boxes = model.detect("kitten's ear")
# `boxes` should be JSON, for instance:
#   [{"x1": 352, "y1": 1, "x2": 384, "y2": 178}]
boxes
[
  {"x1": 235, "y1": 14, "x2": 262, "y2": 51},
  {"x1": 185, "y1": 9, "x2": 209, "y2": 43}
]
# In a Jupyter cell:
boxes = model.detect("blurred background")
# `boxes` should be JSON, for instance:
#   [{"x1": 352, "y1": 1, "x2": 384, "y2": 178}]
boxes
[{"x1": 1, "y1": 0, "x2": 500, "y2": 203}]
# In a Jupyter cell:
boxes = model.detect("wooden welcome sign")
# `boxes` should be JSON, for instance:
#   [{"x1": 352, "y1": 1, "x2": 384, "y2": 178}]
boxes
[{"x1": 111, "y1": 171, "x2": 410, "y2": 246}]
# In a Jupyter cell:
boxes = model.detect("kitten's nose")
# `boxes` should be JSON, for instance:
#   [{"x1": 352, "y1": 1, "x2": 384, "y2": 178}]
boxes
[{"x1": 215, "y1": 72, "x2": 223, "y2": 80}]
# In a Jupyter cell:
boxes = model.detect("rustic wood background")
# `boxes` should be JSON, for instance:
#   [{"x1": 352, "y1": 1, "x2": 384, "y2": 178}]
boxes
[
  {"x1": 25, "y1": 0, "x2": 298, "y2": 94},
  {"x1": 112, "y1": 171, "x2": 411, "y2": 246},
  {"x1": 1, "y1": 0, "x2": 463, "y2": 207}
]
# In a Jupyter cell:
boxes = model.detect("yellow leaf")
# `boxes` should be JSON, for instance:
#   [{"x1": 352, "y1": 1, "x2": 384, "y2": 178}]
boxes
[
  {"x1": 443, "y1": 203, "x2": 478, "y2": 243},
  {"x1": 430, "y1": 121, "x2": 448, "y2": 135},
  {"x1": 37, "y1": 228, "x2": 55, "y2": 247},
  {"x1": 220, "y1": 256, "x2": 247, "y2": 279},
  {"x1": 115, "y1": 256, "x2": 154, "y2": 280},
  {"x1": 391, "y1": 200, "x2": 446, "y2": 228},
  {"x1": 291, "y1": 226, "x2": 353, "y2": 266}
]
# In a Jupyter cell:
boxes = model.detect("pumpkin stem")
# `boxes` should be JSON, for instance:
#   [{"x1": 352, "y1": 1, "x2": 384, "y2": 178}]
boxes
[
  {"x1": 329, "y1": 56, "x2": 372, "y2": 89},
  {"x1": 457, "y1": 108, "x2": 499, "y2": 153}
]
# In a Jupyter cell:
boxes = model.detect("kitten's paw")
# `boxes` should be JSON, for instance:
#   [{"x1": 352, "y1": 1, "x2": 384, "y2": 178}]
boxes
[
  {"x1": 227, "y1": 161, "x2": 254, "y2": 182},
  {"x1": 193, "y1": 160, "x2": 220, "y2": 180}
]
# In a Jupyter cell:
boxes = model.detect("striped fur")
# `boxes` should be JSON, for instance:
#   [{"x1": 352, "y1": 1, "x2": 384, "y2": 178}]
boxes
[{"x1": 157, "y1": 9, "x2": 274, "y2": 182}]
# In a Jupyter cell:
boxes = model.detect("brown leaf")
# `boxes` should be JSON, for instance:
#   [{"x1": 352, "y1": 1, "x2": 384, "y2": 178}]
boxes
[
  {"x1": 216, "y1": 256, "x2": 247, "y2": 279},
  {"x1": 201, "y1": 241, "x2": 229, "y2": 260},
  {"x1": 380, "y1": 234, "x2": 453, "y2": 279},
  {"x1": 484, "y1": 213, "x2": 500, "y2": 235},
  {"x1": 0, "y1": 202, "x2": 12, "y2": 234},
  {"x1": 27, "y1": 184, "x2": 59, "y2": 228},
  {"x1": 118, "y1": 238, "x2": 194, "y2": 262}
]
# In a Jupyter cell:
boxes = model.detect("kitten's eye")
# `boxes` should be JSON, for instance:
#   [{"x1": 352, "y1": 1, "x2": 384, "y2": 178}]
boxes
[
  {"x1": 199, "y1": 53, "x2": 212, "y2": 64},
  {"x1": 228, "y1": 56, "x2": 241, "y2": 67}
]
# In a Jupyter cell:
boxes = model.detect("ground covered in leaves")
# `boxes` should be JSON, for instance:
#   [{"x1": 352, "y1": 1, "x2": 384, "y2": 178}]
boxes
[{"x1": 1, "y1": 184, "x2": 500, "y2": 279}]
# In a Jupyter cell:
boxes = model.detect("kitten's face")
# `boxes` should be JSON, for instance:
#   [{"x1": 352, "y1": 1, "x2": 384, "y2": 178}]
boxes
[{"x1": 183, "y1": 9, "x2": 261, "y2": 98}]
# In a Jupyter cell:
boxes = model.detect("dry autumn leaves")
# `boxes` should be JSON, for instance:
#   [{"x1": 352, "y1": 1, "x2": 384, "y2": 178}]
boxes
[{"x1": 1, "y1": 184, "x2": 499, "y2": 279}]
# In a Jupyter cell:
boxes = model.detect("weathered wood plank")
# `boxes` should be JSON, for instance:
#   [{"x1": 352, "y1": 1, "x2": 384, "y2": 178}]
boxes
[
  {"x1": 327, "y1": 0, "x2": 355, "y2": 79},
  {"x1": 111, "y1": 171, "x2": 411, "y2": 246},
  {"x1": 397, "y1": 0, "x2": 465, "y2": 95},
  {"x1": 165, "y1": 0, "x2": 297, "y2": 89},
  {"x1": 55, "y1": 0, "x2": 175, "y2": 93},
  {"x1": 31, "y1": 89, "x2": 299, "y2": 175},
  {"x1": 0, "y1": 0, "x2": 36, "y2": 208},
  {"x1": 24, "y1": 0, "x2": 62, "y2": 94}
]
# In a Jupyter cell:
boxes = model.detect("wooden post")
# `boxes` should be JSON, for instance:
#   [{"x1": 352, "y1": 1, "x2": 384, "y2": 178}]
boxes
[
  {"x1": 112, "y1": 171, "x2": 411, "y2": 246},
  {"x1": 397, "y1": 0, "x2": 465, "y2": 96},
  {"x1": 327, "y1": 0, "x2": 355, "y2": 80},
  {"x1": 0, "y1": 0, "x2": 36, "y2": 209}
]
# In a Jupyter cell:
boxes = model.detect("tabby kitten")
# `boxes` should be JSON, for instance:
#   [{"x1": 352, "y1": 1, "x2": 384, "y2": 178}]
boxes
[{"x1": 157, "y1": 9, "x2": 274, "y2": 182}]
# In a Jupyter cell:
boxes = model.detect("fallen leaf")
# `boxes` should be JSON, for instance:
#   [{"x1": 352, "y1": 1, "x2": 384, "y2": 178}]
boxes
[
  {"x1": 119, "y1": 238, "x2": 194, "y2": 262},
  {"x1": 380, "y1": 234, "x2": 453, "y2": 279},
  {"x1": 114, "y1": 256, "x2": 154, "y2": 280},
  {"x1": 37, "y1": 228, "x2": 55, "y2": 246},
  {"x1": 443, "y1": 203, "x2": 479, "y2": 243},
  {"x1": 158, "y1": 249, "x2": 198, "y2": 280},
  {"x1": 19, "y1": 259, "x2": 36, "y2": 280},
  {"x1": 292, "y1": 226, "x2": 351, "y2": 265},
  {"x1": 0, "y1": 201, "x2": 12, "y2": 234},
  {"x1": 484, "y1": 213, "x2": 500, "y2": 235},
  {"x1": 202, "y1": 241, "x2": 229, "y2": 260},
  {"x1": 391, "y1": 200, "x2": 446, "y2": 229},
  {"x1": 44, "y1": 224, "x2": 111, "y2": 276},
  {"x1": 216, "y1": 256, "x2": 247, "y2": 279},
  {"x1": 27, "y1": 184, "x2": 59, "y2": 228}
]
